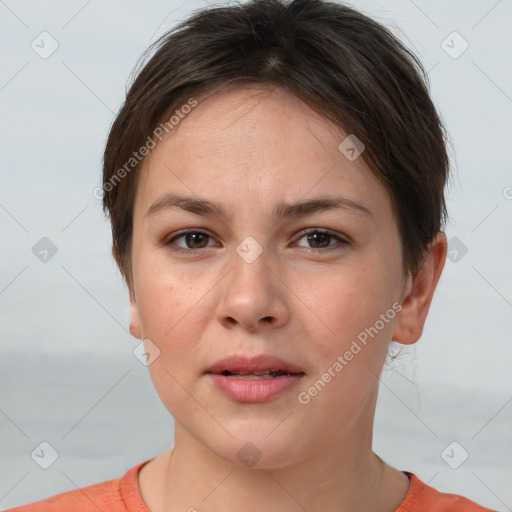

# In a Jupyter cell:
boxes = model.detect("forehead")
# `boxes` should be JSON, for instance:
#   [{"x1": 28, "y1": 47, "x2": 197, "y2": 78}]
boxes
[
  {"x1": 157, "y1": 83, "x2": 345, "y2": 163},
  {"x1": 135, "y1": 83, "x2": 392, "y2": 219}
]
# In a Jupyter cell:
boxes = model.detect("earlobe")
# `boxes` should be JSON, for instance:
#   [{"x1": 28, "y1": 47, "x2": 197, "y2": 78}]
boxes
[
  {"x1": 129, "y1": 288, "x2": 143, "y2": 339},
  {"x1": 392, "y1": 232, "x2": 447, "y2": 345}
]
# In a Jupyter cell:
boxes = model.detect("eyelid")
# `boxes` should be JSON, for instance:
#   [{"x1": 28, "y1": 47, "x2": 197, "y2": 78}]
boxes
[{"x1": 295, "y1": 227, "x2": 349, "y2": 242}]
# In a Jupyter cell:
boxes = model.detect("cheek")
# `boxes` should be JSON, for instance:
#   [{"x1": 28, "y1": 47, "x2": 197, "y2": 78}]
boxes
[
  {"x1": 133, "y1": 233, "x2": 205, "y2": 329},
  {"x1": 133, "y1": 271, "x2": 209, "y2": 415},
  {"x1": 300, "y1": 257, "x2": 400, "y2": 362},
  {"x1": 133, "y1": 260, "x2": 211, "y2": 375}
]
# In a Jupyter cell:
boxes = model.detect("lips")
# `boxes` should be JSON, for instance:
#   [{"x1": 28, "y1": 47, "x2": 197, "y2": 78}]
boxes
[
  {"x1": 206, "y1": 354, "x2": 305, "y2": 403},
  {"x1": 205, "y1": 354, "x2": 305, "y2": 377}
]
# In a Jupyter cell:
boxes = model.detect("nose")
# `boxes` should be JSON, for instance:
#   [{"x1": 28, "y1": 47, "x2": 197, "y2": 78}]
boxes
[{"x1": 216, "y1": 244, "x2": 290, "y2": 332}]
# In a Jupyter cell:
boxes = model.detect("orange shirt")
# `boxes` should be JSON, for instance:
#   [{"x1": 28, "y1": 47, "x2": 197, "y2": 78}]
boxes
[{"x1": 5, "y1": 459, "x2": 496, "y2": 511}]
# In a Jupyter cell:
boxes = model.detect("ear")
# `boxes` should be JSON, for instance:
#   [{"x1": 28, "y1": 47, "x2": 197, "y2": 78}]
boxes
[
  {"x1": 129, "y1": 285, "x2": 143, "y2": 339},
  {"x1": 392, "y1": 232, "x2": 447, "y2": 345},
  {"x1": 112, "y1": 243, "x2": 143, "y2": 340}
]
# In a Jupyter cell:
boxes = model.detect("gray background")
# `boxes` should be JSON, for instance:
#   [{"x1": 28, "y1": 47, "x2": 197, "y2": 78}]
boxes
[{"x1": 0, "y1": 0, "x2": 511, "y2": 509}]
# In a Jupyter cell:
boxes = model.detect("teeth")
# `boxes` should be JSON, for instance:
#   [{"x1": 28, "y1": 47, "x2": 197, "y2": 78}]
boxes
[
  {"x1": 236, "y1": 370, "x2": 273, "y2": 376},
  {"x1": 230, "y1": 374, "x2": 276, "y2": 379},
  {"x1": 220, "y1": 369, "x2": 294, "y2": 378}
]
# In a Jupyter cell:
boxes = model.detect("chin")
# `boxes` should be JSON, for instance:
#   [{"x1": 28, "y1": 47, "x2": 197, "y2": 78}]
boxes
[{"x1": 208, "y1": 434, "x2": 304, "y2": 470}]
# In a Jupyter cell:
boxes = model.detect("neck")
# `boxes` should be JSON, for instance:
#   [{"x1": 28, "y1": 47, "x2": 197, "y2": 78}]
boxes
[{"x1": 142, "y1": 420, "x2": 409, "y2": 512}]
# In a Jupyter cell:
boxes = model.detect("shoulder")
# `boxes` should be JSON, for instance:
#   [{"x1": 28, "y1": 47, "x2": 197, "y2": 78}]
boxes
[
  {"x1": 397, "y1": 472, "x2": 497, "y2": 512},
  {"x1": 3, "y1": 460, "x2": 151, "y2": 512},
  {"x1": 3, "y1": 477, "x2": 122, "y2": 512}
]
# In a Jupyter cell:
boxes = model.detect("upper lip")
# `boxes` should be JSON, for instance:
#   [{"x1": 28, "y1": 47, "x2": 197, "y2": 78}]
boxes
[{"x1": 206, "y1": 354, "x2": 305, "y2": 375}]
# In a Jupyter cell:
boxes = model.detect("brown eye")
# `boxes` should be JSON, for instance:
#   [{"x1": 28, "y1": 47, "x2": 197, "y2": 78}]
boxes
[
  {"x1": 182, "y1": 232, "x2": 209, "y2": 249},
  {"x1": 165, "y1": 230, "x2": 217, "y2": 252},
  {"x1": 295, "y1": 229, "x2": 348, "y2": 252},
  {"x1": 307, "y1": 232, "x2": 331, "y2": 249}
]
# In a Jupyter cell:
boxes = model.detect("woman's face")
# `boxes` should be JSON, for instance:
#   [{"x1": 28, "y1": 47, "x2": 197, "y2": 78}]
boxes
[{"x1": 129, "y1": 84, "x2": 410, "y2": 467}]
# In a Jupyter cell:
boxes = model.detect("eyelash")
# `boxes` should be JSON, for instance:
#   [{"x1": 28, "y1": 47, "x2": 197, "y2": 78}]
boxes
[{"x1": 163, "y1": 228, "x2": 350, "y2": 255}]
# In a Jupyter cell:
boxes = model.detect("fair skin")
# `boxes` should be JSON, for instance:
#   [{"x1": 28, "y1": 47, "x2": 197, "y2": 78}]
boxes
[{"x1": 125, "y1": 83, "x2": 447, "y2": 512}]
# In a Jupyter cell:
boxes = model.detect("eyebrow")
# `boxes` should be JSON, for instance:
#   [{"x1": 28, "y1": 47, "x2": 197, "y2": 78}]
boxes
[{"x1": 145, "y1": 193, "x2": 373, "y2": 219}]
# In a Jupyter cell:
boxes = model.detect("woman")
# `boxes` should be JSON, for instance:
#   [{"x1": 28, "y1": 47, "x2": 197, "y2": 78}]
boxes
[{"x1": 8, "y1": 0, "x2": 496, "y2": 510}]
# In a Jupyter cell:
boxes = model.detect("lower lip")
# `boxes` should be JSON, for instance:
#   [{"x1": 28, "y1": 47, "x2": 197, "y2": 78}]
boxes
[{"x1": 207, "y1": 373, "x2": 304, "y2": 403}]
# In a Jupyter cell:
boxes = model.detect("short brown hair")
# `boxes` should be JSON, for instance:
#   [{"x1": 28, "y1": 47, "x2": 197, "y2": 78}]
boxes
[{"x1": 102, "y1": 0, "x2": 450, "y2": 290}]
